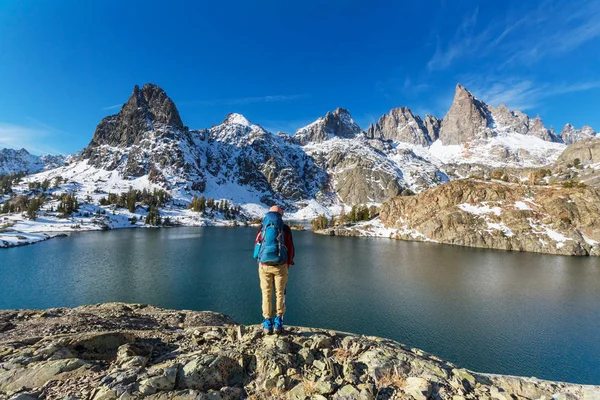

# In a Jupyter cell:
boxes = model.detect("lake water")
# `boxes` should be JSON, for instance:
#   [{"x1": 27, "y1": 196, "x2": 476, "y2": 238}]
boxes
[{"x1": 1, "y1": 227, "x2": 600, "y2": 384}]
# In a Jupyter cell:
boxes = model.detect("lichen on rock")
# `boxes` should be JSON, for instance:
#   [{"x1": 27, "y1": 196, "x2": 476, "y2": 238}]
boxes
[{"x1": 1, "y1": 303, "x2": 599, "y2": 399}]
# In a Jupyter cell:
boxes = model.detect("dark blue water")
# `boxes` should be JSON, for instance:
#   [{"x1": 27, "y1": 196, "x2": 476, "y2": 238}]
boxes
[{"x1": 1, "y1": 227, "x2": 600, "y2": 384}]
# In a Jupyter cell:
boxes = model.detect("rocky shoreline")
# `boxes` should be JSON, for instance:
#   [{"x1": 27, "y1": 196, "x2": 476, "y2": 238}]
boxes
[
  {"x1": 0, "y1": 232, "x2": 68, "y2": 249},
  {"x1": 0, "y1": 303, "x2": 599, "y2": 400}
]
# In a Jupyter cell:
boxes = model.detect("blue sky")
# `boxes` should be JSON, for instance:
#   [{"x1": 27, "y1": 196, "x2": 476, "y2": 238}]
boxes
[{"x1": 0, "y1": 0, "x2": 599, "y2": 155}]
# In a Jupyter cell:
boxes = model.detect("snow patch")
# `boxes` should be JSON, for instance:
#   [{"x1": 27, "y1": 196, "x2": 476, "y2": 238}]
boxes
[
  {"x1": 514, "y1": 201, "x2": 532, "y2": 211},
  {"x1": 458, "y1": 203, "x2": 502, "y2": 216}
]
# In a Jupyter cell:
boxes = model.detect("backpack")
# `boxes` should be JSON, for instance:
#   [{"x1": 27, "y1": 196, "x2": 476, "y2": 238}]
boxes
[{"x1": 257, "y1": 211, "x2": 288, "y2": 266}]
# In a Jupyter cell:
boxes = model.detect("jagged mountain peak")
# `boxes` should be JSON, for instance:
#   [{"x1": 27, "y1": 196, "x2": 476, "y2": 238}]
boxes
[
  {"x1": 438, "y1": 84, "x2": 493, "y2": 145},
  {"x1": 222, "y1": 113, "x2": 253, "y2": 127},
  {"x1": 367, "y1": 106, "x2": 433, "y2": 146},
  {"x1": 0, "y1": 148, "x2": 65, "y2": 174},
  {"x1": 439, "y1": 84, "x2": 566, "y2": 144},
  {"x1": 452, "y1": 83, "x2": 485, "y2": 105},
  {"x1": 294, "y1": 108, "x2": 362, "y2": 145},
  {"x1": 79, "y1": 83, "x2": 188, "y2": 181},
  {"x1": 329, "y1": 107, "x2": 351, "y2": 117},
  {"x1": 84, "y1": 83, "x2": 184, "y2": 153},
  {"x1": 561, "y1": 123, "x2": 596, "y2": 145}
]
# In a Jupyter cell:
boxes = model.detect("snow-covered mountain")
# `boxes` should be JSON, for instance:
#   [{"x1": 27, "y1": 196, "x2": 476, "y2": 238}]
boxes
[
  {"x1": 560, "y1": 124, "x2": 596, "y2": 145},
  {"x1": 0, "y1": 148, "x2": 65, "y2": 175},
  {"x1": 6, "y1": 82, "x2": 599, "y2": 222}
]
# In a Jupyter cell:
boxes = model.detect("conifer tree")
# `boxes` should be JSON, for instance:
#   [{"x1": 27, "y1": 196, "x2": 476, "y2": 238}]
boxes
[
  {"x1": 27, "y1": 197, "x2": 40, "y2": 220},
  {"x1": 145, "y1": 204, "x2": 161, "y2": 226},
  {"x1": 348, "y1": 205, "x2": 357, "y2": 223},
  {"x1": 338, "y1": 206, "x2": 346, "y2": 225},
  {"x1": 54, "y1": 176, "x2": 63, "y2": 188},
  {"x1": 311, "y1": 214, "x2": 329, "y2": 231},
  {"x1": 126, "y1": 188, "x2": 138, "y2": 213},
  {"x1": 1, "y1": 200, "x2": 9, "y2": 214}
]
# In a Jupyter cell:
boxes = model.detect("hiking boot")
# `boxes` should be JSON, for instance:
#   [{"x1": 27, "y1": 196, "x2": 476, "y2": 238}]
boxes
[
  {"x1": 274, "y1": 315, "x2": 284, "y2": 335},
  {"x1": 263, "y1": 318, "x2": 273, "y2": 335}
]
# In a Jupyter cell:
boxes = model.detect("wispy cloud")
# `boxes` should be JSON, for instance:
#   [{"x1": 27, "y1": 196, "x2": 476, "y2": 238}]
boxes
[
  {"x1": 102, "y1": 104, "x2": 123, "y2": 111},
  {"x1": 461, "y1": 76, "x2": 600, "y2": 111},
  {"x1": 428, "y1": 7, "x2": 486, "y2": 71},
  {"x1": 261, "y1": 118, "x2": 316, "y2": 134},
  {"x1": 181, "y1": 94, "x2": 308, "y2": 107},
  {"x1": 0, "y1": 123, "x2": 63, "y2": 155},
  {"x1": 428, "y1": 1, "x2": 600, "y2": 71}
]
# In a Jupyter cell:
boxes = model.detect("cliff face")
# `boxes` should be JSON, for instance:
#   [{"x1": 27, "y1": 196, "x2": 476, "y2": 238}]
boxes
[
  {"x1": 438, "y1": 84, "x2": 494, "y2": 145},
  {"x1": 1, "y1": 303, "x2": 599, "y2": 400},
  {"x1": 366, "y1": 107, "x2": 433, "y2": 146},
  {"x1": 557, "y1": 137, "x2": 600, "y2": 165},
  {"x1": 379, "y1": 179, "x2": 600, "y2": 256}
]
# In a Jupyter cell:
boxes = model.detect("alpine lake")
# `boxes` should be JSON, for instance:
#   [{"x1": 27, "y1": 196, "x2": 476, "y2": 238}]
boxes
[{"x1": 2, "y1": 226, "x2": 600, "y2": 384}]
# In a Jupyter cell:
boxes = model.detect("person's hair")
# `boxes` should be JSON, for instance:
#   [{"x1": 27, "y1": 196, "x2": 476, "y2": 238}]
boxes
[{"x1": 269, "y1": 205, "x2": 284, "y2": 216}]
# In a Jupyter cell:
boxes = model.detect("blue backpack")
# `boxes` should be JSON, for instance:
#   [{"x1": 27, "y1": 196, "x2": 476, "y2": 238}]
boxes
[{"x1": 255, "y1": 211, "x2": 288, "y2": 265}]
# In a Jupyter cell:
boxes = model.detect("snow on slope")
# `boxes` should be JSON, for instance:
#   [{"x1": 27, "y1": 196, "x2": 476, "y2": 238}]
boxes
[
  {"x1": 0, "y1": 148, "x2": 65, "y2": 175},
  {"x1": 427, "y1": 132, "x2": 566, "y2": 168}
]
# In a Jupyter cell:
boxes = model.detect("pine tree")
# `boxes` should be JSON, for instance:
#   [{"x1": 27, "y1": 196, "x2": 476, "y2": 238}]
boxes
[
  {"x1": 338, "y1": 206, "x2": 346, "y2": 226},
  {"x1": 145, "y1": 204, "x2": 161, "y2": 226},
  {"x1": 58, "y1": 192, "x2": 78, "y2": 216},
  {"x1": 54, "y1": 176, "x2": 63, "y2": 188},
  {"x1": 1, "y1": 200, "x2": 10, "y2": 214},
  {"x1": 41, "y1": 179, "x2": 50, "y2": 191},
  {"x1": 311, "y1": 214, "x2": 329, "y2": 231},
  {"x1": 126, "y1": 187, "x2": 138, "y2": 213},
  {"x1": 348, "y1": 205, "x2": 357, "y2": 223},
  {"x1": 27, "y1": 198, "x2": 40, "y2": 220}
]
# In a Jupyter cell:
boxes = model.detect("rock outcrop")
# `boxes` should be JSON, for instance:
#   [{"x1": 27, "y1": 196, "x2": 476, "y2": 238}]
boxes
[
  {"x1": 438, "y1": 85, "x2": 564, "y2": 146},
  {"x1": 379, "y1": 179, "x2": 600, "y2": 256},
  {"x1": 294, "y1": 108, "x2": 363, "y2": 145},
  {"x1": 561, "y1": 124, "x2": 596, "y2": 145},
  {"x1": 423, "y1": 115, "x2": 441, "y2": 142},
  {"x1": 80, "y1": 84, "x2": 189, "y2": 181},
  {"x1": 438, "y1": 84, "x2": 494, "y2": 145},
  {"x1": 366, "y1": 107, "x2": 432, "y2": 146},
  {"x1": 84, "y1": 84, "x2": 184, "y2": 150},
  {"x1": 556, "y1": 137, "x2": 600, "y2": 166},
  {"x1": 1, "y1": 303, "x2": 599, "y2": 400}
]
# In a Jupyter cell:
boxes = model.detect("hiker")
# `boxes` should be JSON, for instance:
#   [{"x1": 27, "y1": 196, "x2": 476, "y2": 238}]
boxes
[{"x1": 253, "y1": 205, "x2": 295, "y2": 335}]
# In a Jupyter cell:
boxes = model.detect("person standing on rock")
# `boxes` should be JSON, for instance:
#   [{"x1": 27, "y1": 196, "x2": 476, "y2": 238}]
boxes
[{"x1": 253, "y1": 205, "x2": 295, "y2": 335}]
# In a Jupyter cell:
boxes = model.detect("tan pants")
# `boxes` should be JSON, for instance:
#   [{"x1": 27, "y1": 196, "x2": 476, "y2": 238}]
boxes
[{"x1": 259, "y1": 263, "x2": 289, "y2": 319}]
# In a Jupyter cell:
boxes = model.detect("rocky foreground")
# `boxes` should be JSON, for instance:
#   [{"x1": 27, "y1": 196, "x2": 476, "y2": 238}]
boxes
[{"x1": 1, "y1": 304, "x2": 599, "y2": 400}]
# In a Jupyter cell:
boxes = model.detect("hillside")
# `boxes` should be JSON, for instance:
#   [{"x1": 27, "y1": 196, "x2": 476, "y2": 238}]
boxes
[{"x1": 377, "y1": 179, "x2": 600, "y2": 256}]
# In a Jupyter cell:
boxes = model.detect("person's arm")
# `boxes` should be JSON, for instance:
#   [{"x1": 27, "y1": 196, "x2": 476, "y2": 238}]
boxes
[
  {"x1": 255, "y1": 224, "x2": 263, "y2": 244},
  {"x1": 253, "y1": 224, "x2": 262, "y2": 259},
  {"x1": 284, "y1": 225, "x2": 295, "y2": 266}
]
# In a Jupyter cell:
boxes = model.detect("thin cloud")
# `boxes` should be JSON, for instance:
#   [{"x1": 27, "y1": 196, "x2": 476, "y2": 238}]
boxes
[
  {"x1": 428, "y1": 1, "x2": 600, "y2": 70},
  {"x1": 427, "y1": 7, "x2": 490, "y2": 71},
  {"x1": 261, "y1": 118, "x2": 316, "y2": 134},
  {"x1": 461, "y1": 76, "x2": 600, "y2": 111},
  {"x1": 102, "y1": 104, "x2": 123, "y2": 111},
  {"x1": 181, "y1": 94, "x2": 308, "y2": 107},
  {"x1": 0, "y1": 123, "x2": 63, "y2": 155}
]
